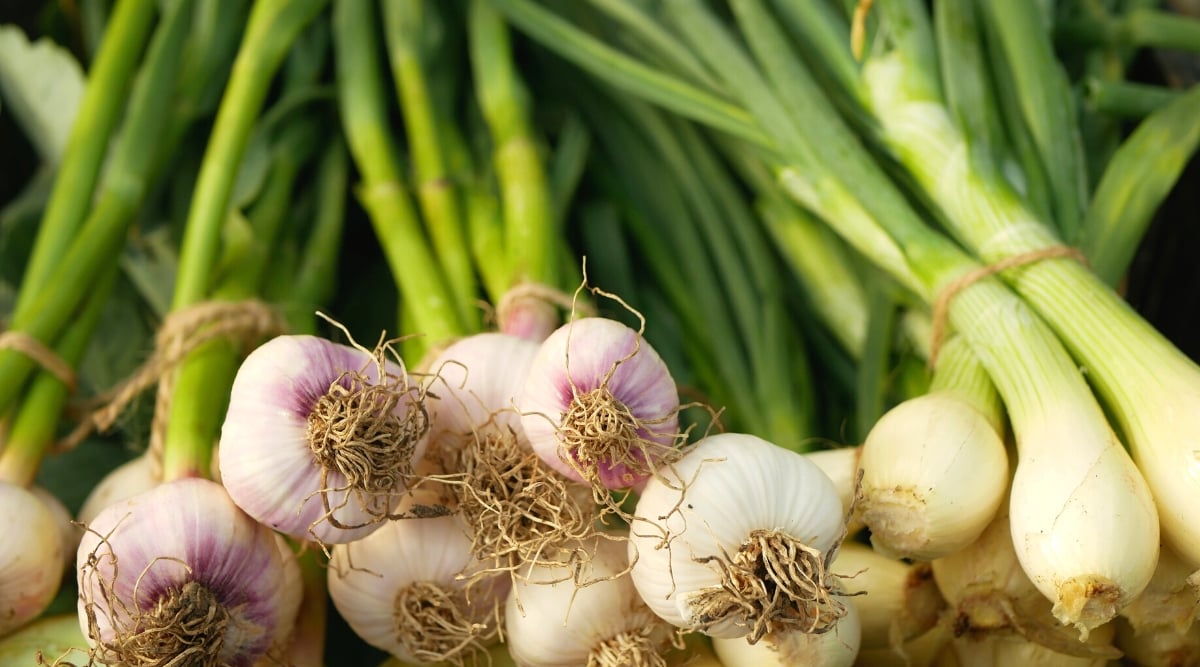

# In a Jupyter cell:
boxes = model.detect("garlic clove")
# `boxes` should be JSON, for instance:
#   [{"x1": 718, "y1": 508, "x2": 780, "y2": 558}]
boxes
[{"x1": 0, "y1": 482, "x2": 64, "y2": 638}]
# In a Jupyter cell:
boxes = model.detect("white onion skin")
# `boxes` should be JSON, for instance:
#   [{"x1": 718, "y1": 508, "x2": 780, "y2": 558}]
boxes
[
  {"x1": 0, "y1": 482, "x2": 63, "y2": 638},
  {"x1": 220, "y1": 335, "x2": 427, "y2": 544},
  {"x1": 75, "y1": 478, "x2": 295, "y2": 666},
  {"x1": 629, "y1": 433, "x2": 846, "y2": 639},
  {"x1": 520, "y1": 317, "x2": 679, "y2": 489}
]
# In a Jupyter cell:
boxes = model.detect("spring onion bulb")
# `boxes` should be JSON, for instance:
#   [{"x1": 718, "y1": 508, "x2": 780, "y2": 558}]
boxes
[
  {"x1": 853, "y1": 623, "x2": 953, "y2": 667},
  {"x1": 629, "y1": 433, "x2": 847, "y2": 642},
  {"x1": 944, "y1": 622, "x2": 1117, "y2": 667},
  {"x1": 710, "y1": 599, "x2": 861, "y2": 667},
  {"x1": 1115, "y1": 615, "x2": 1200, "y2": 667},
  {"x1": 1118, "y1": 545, "x2": 1200, "y2": 636},
  {"x1": 0, "y1": 482, "x2": 64, "y2": 637},
  {"x1": 505, "y1": 535, "x2": 676, "y2": 667},
  {"x1": 930, "y1": 512, "x2": 1121, "y2": 661},
  {"x1": 858, "y1": 392, "x2": 1008, "y2": 561},
  {"x1": 76, "y1": 478, "x2": 298, "y2": 666},
  {"x1": 219, "y1": 334, "x2": 429, "y2": 544},
  {"x1": 520, "y1": 317, "x2": 681, "y2": 492},
  {"x1": 830, "y1": 542, "x2": 944, "y2": 650},
  {"x1": 328, "y1": 513, "x2": 509, "y2": 664}
]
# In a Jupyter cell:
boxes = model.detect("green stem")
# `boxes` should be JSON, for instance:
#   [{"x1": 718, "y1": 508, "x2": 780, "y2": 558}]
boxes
[
  {"x1": 928, "y1": 335, "x2": 1003, "y2": 432},
  {"x1": 1059, "y1": 7, "x2": 1200, "y2": 52},
  {"x1": 0, "y1": 265, "x2": 118, "y2": 487},
  {"x1": 0, "y1": 0, "x2": 190, "y2": 415},
  {"x1": 170, "y1": 0, "x2": 328, "y2": 309},
  {"x1": 470, "y1": 0, "x2": 556, "y2": 292},
  {"x1": 287, "y1": 137, "x2": 350, "y2": 335},
  {"x1": 1083, "y1": 78, "x2": 1182, "y2": 118},
  {"x1": 14, "y1": 0, "x2": 155, "y2": 307},
  {"x1": 332, "y1": 0, "x2": 464, "y2": 350},
  {"x1": 382, "y1": 1, "x2": 478, "y2": 331}
]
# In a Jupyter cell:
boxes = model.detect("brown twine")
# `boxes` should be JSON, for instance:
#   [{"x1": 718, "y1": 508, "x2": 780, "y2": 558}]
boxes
[
  {"x1": 928, "y1": 246, "x2": 1087, "y2": 368},
  {"x1": 57, "y1": 300, "x2": 286, "y2": 464},
  {"x1": 0, "y1": 330, "x2": 77, "y2": 391}
]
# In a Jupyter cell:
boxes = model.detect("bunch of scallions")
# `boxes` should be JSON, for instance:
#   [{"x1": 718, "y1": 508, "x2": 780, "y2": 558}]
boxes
[{"x1": 1, "y1": 0, "x2": 1200, "y2": 665}]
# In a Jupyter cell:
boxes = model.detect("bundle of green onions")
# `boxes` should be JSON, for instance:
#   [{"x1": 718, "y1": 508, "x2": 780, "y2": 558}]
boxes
[{"x1": 2, "y1": 0, "x2": 1200, "y2": 665}]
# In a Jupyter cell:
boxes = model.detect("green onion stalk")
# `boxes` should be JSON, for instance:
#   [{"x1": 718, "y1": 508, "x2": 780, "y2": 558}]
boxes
[
  {"x1": 469, "y1": 0, "x2": 561, "y2": 340},
  {"x1": 845, "y1": 0, "x2": 1200, "y2": 572},
  {"x1": 159, "y1": 0, "x2": 328, "y2": 482},
  {"x1": 383, "y1": 1, "x2": 479, "y2": 334},
  {"x1": 489, "y1": 0, "x2": 1160, "y2": 635},
  {"x1": 0, "y1": 0, "x2": 157, "y2": 415},
  {"x1": 0, "y1": 0, "x2": 191, "y2": 481},
  {"x1": 332, "y1": 0, "x2": 467, "y2": 361}
]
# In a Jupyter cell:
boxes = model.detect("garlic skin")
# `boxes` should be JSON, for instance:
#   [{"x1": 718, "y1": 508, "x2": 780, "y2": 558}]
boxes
[
  {"x1": 220, "y1": 335, "x2": 428, "y2": 544},
  {"x1": 712, "y1": 599, "x2": 861, "y2": 667},
  {"x1": 858, "y1": 392, "x2": 1008, "y2": 560},
  {"x1": 520, "y1": 317, "x2": 680, "y2": 489},
  {"x1": 804, "y1": 446, "x2": 863, "y2": 533},
  {"x1": 31, "y1": 486, "x2": 75, "y2": 573},
  {"x1": 77, "y1": 454, "x2": 158, "y2": 526},
  {"x1": 629, "y1": 433, "x2": 846, "y2": 640},
  {"x1": 831, "y1": 542, "x2": 943, "y2": 649},
  {"x1": 76, "y1": 478, "x2": 296, "y2": 667},
  {"x1": 328, "y1": 514, "x2": 508, "y2": 664},
  {"x1": 0, "y1": 482, "x2": 63, "y2": 637},
  {"x1": 426, "y1": 332, "x2": 540, "y2": 444},
  {"x1": 506, "y1": 536, "x2": 674, "y2": 667}
]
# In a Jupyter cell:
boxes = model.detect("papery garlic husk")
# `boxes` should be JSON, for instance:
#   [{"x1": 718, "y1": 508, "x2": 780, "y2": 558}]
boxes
[
  {"x1": 76, "y1": 478, "x2": 298, "y2": 667},
  {"x1": 520, "y1": 317, "x2": 681, "y2": 491},
  {"x1": 832, "y1": 542, "x2": 944, "y2": 650},
  {"x1": 328, "y1": 513, "x2": 509, "y2": 664},
  {"x1": 425, "y1": 332, "x2": 541, "y2": 447},
  {"x1": 858, "y1": 392, "x2": 1008, "y2": 560},
  {"x1": 943, "y1": 620, "x2": 1117, "y2": 667},
  {"x1": 0, "y1": 482, "x2": 64, "y2": 637},
  {"x1": 712, "y1": 598, "x2": 861, "y2": 667},
  {"x1": 1118, "y1": 544, "x2": 1200, "y2": 636},
  {"x1": 931, "y1": 512, "x2": 1122, "y2": 661},
  {"x1": 77, "y1": 454, "x2": 158, "y2": 527},
  {"x1": 629, "y1": 433, "x2": 847, "y2": 641},
  {"x1": 854, "y1": 622, "x2": 953, "y2": 667},
  {"x1": 1116, "y1": 614, "x2": 1200, "y2": 667},
  {"x1": 220, "y1": 334, "x2": 429, "y2": 544},
  {"x1": 805, "y1": 446, "x2": 864, "y2": 535},
  {"x1": 506, "y1": 535, "x2": 676, "y2": 667},
  {"x1": 31, "y1": 486, "x2": 75, "y2": 574}
]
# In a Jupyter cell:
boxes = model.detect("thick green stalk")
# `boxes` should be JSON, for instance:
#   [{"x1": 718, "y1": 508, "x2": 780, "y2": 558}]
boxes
[
  {"x1": 547, "y1": 112, "x2": 591, "y2": 227},
  {"x1": 1059, "y1": 7, "x2": 1200, "y2": 52},
  {"x1": 0, "y1": 0, "x2": 190, "y2": 415},
  {"x1": 470, "y1": 0, "x2": 556, "y2": 291},
  {"x1": 0, "y1": 265, "x2": 118, "y2": 487},
  {"x1": 287, "y1": 137, "x2": 350, "y2": 335},
  {"x1": 928, "y1": 335, "x2": 1003, "y2": 432},
  {"x1": 170, "y1": 0, "x2": 328, "y2": 309},
  {"x1": 14, "y1": 0, "x2": 155, "y2": 305},
  {"x1": 332, "y1": 0, "x2": 464, "y2": 349},
  {"x1": 160, "y1": 112, "x2": 319, "y2": 482},
  {"x1": 1083, "y1": 78, "x2": 1181, "y2": 118},
  {"x1": 382, "y1": 1, "x2": 478, "y2": 330},
  {"x1": 585, "y1": 0, "x2": 724, "y2": 92}
]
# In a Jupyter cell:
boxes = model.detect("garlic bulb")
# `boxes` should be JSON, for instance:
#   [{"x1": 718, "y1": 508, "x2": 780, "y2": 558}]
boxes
[
  {"x1": 804, "y1": 446, "x2": 863, "y2": 533},
  {"x1": 520, "y1": 317, "x2": 680, "y2": 490},
  {"x1": 328, "y1": 513, "x2": 509, "y2": 664},
  {"x1": 77, "y1": 454, "x2": 158, "y2": 526},
  {"x1": 505, "y1": 535, "x2": 675, "y2": 667},
  {"x1": 219, "y1": 334, "x2": 429, "y2": 544},
  {"x1": 831, "y1": 542, "x2": 943, "y2": 649},
  {"x1": 425, "y1": 332, "x2": 540, "y2": 443},
  {"x1": 858, "y1": 392, "x2": 1008, "y2": 560},
  {"x1": 629, "y1": 433, "x2": 847, "y2": 641},
  {"x1": 712, "y1": 598, "x2": 861, "y2": 667},
  {"x1": 76, "y1": 478, "x2": 298, "y2": 666},
  {"x1": 0, "y1": 482, "x2": 63, "y2": 637},
  {"x1": 31, "y1": 486, "x2": 75, "y2": 573}
]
